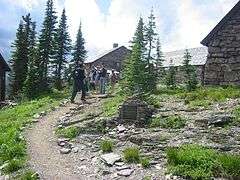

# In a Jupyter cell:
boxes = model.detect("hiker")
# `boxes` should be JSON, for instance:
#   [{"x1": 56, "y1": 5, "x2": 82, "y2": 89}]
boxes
[
  {"x1": 70, "y1": 62, "x2": 86, "y2": 103},
  {"x1": 110, "y1": 69, "x2": 117, "y2": 91},
  {"x1": 99, "y1": 64, "x2": 107, "y2": 94},
  {"x1": 89, "y1": 67, "x2": 97, "y2": 91}
]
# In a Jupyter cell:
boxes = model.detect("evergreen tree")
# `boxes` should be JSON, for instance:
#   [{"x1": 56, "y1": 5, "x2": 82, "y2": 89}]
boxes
[
  {"x1": 156, "y1": 37, "x2": 165, "y2": 81},
  {"x1": 38, "y1": 0, "x2": 58, "y2": 90},
  {"x1": 23, "y1": 21, "x2": 41, "y2": 98},
  {"x1": 144, "y1": 9, "x2": 158, "y2": 92},
  {"x1": 182, "y1": 49, "x2": 198, "y2": 91},
  {"x1": 121, "y1": 17, "x2": 148, "y2": 94},
  {"x1": 53, "y1": 9, "x2": 71, "y2": 90},
  {"x1": 72, "y1": 22, "x2": 87, "y2": 65},
  {"x1": 145, "y1": 8, "x2": 157, "y2": 68},
  {"x1": 165, "y1": 60, "x2": 176, "y2": 89},
  {"x1": 9, "y1": 18, "x2": 29, "y2": 98}
]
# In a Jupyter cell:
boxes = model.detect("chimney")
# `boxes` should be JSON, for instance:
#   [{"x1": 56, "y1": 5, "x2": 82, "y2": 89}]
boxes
[{"x1": 113, "y1": 43, "x2": 118, "y2": 48}]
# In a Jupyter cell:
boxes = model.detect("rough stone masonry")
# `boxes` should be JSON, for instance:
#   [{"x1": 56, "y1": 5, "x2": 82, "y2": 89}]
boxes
[{"x1": 202, "y1": 1, "x2": 240, "y2": 85}]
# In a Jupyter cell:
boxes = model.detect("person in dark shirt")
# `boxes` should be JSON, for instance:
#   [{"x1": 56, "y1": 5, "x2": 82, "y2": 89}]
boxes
[
  {"x1": 70, "y1": 62, "x2": 86, "y2": 103},
  {"x1": 99, "y1": 64, "x2": 107, "y2": 94}
]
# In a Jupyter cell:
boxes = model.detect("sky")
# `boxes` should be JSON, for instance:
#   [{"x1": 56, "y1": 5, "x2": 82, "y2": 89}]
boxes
[{"x1": 0, "y1": 0, "x2": 239, "y2": 61}]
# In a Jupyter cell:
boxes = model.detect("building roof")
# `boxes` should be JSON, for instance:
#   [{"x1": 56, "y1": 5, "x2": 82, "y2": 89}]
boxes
[
  {"x1": 201, "y1": 1, "x2": 240, "y2": 46},
  {"x1": 163, "y1": 47, "x2": 208, "y2": 67},
  {"x1": 86, "y1": 46, "x2": 130, "y2": 64},
  {"x1": 0, "y1": 53, "x2": 10, "y2": 71}
]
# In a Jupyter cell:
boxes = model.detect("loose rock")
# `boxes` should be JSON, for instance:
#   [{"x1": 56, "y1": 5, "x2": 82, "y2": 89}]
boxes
[
  {"x1": 117, "y1": 169, "x2": 134, "y2": 177},
  {"x1": 60, "y1": 148, "x2": 71, "y2": 154},
  {"x1": 100, "y1": 153, "x2": 121, "y2": 166}
]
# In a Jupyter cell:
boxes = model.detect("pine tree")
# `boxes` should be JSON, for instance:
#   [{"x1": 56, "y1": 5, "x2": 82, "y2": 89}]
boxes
[
  {"x1": 38, "y1": 0, "x2": 58, "y2": 90},
  {"x1": 145, "y1": 8, "x2": 157, "y2": 68},
  {"x1": 9, "y1": 19, "x2": 29, "y2": 98},
  {"x1": 72, "y1": 22, "x2": 87, "y2": 66},
  {"x1": 182, "y1": 49, "x2": 198, "y2": 91},
  {"x1": 156, "y1": 38, "x2": 164, "y2": 69},
  {"x1": 166, "y1": 60, "x2": 176, "y2": 89},
  {"x1": 53, "y1": 9, "x2": 71, "y2": 90},
  {"x1": 144, "y1": 9, "x2": 158, "y2": 92},
  {"x1": 121, "y1": 17, "x2": 148, "y2": 94},
  {"x1": 23, "y1": 20, "x2": 41, "y2": 98}
]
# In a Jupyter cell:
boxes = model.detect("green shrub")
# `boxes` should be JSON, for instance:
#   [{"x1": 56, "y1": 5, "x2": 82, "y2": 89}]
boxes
[
  {"x1": 143, "y1": 94, "x2": 162, "y2": 108},
  {"x1": 2, "y1": 159, "x2": 24, "y2": 173},
  {"x1": 140, "y1": 157, "x2": 150, "y2": 168},
  {"x1": 167, "y1": 144, "x2": 217, "y2": 179},
  {"x1": 19, "y1": 170, "x2": 39, "y2": 180},
  {"x1": 56, "y1": 126, "x2": 79, "y2": 139},
  {"x1": 167, "y1": 144, "x2": 240, "y2": 179},
  {"x1": 100, "y1": 140, "x2": 113, "y2": 153},
  {"x1": 218, "y1": 154, "x2": 240, "y2": 177},
  {"x1": 180, "y1": 86, "x2": 240, "y2": 108},
  {"x1": 123, "y1": 147, "x2": 140, "y2": 163},
  {"x1": 233, "y1": 107, "x2": 240, "y2": 125},
  {"x1": 150, "y1": 115, "x2": 186, "y2": 129}
]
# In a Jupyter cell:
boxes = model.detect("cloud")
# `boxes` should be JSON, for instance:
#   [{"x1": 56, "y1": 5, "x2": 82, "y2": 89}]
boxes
[{"x1": 0, "y1": 0, "x2": 239, "y2": 60}]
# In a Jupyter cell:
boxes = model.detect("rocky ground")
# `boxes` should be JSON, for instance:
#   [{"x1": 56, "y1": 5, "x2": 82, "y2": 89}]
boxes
[{"x1": 25, "y1": 94, "x2": 240, "y2": 180}]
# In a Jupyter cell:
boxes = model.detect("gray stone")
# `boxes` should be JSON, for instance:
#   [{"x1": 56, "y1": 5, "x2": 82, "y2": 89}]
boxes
[
  {"x1": 115, "y1": 162, "x2": 125, "y2": 166},
  {"x1": 208, "y1": 115, "x2": 233, "y2": 127},
  {"x1": 57, "y1": 138, "x2": 70, "y2": 144},
  {"x1": 117, "y1": 169, "x2": 134, "y2": 177},
  {"x1": 117, "y1": 125, "x2": 126, "y2": 133},
  {"x1": 60, "y1": 148, "x2": 71, "y2": 154},
  {"x1": 100, "y1": 153, "x2": 121, "y2": 166},
  {"x1": 116, "y1": 165, "x2": 131, "y2": 171},
  {"x1": 72, "y1": 147, "x2": 79, "y2": 153},
  {"x1": 40, "y1": 111, "x2": 46, "y2": 116},
  {"x1": 33, "y1": 114, "x2": 41, "y2": 119}
]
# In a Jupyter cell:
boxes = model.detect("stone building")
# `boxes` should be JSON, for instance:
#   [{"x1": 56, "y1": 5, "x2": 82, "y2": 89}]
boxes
[
  {"x1": 163, "y1": 47, "x2": 208, "y2": 84},
  {"x1": 0, "y1": 52, "x2": 10, "y2": 101},
  {"x1": 201, "y1": 1, "x2": 240, "y2": 85},
  {"x1": 85, "y1": 44, "x2": 131, "y2": 72}
]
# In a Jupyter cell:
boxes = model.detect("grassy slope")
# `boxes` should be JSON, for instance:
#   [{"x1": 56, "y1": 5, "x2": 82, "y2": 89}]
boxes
[{"x1": 0, "y1": 90, "x2": 68, "y2": 174}]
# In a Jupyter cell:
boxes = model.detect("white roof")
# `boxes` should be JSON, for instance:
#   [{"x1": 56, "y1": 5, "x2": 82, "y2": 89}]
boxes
[{"x1": 163, "y1": 47, "x2": 208, "y2": 67}]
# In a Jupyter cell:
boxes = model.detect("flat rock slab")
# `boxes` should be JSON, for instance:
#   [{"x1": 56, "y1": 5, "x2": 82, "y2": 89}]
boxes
[
  {"x1": 100, "y1": 153, "x2": 121, "y2": 166},
  {"x1": 208, "y1": 115, "x2": 233, "y2": 127},
  {"x1": 117, "y1": 169, "x2": 134, "y2": 177}
]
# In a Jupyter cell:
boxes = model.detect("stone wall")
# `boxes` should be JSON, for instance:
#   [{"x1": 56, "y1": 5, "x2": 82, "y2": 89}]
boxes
[{"x1": 204, "y1": 11, "x2": 240, "y2": 85}]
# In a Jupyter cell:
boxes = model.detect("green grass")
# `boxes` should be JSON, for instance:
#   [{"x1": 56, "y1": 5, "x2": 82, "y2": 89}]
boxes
[
  {"x1": 140, "y1": 157, "x2": 151, "y2": 168},
  {"x1": 123, "y1": 147, "x2": 140, "y2": 163},
  {"x1": 233, "y1": 107, "x2": 240, "y2": 126},
  {"x1": 102, "y1": 94, "x2": 126, "y2": 117},
  {"x1": 167, "y1": 144, "x2": 240, "y2": 179},
  {"x1": 56, "y1": 126, "x2": 80, "y2": 139},
  {"x1": 17, "y1": 170, "x2": 39, "y2": 180},
  {"x1": 181, "y1": 86, "x2": 240, "y2": 108},
  {"x1": 0, "y1": 89, "x2": 68, "y2": 174},
  {"x1": 150, "y1": 115, "x2": 186, "y2": 129},
  {"x1": 100, "y1": 140, "x2": 113, "y2": 153}
]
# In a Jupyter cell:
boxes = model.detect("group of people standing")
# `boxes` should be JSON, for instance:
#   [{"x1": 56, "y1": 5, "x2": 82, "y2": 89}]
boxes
[{"x1": 70, "y1": 61, "x2": 118, "y2": 103}]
